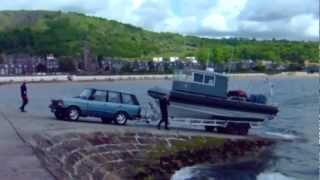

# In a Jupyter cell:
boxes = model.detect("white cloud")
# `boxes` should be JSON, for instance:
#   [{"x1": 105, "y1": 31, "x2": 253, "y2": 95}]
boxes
[
  {"x1": 202, "y1": 14, "x2": 229, "y2": 32},
  {"x1": 0, "y1": 0, "x2": 318, "y2": 40},
  {"x1": 160, "y1": 15, "x2": 198, "y2": 33},
  {"x1": 304, "y1": 17, "x2": 319, "y2": 37},
  {"x1": 201, "y1": 0, "x2": 247, "y2": 32}
]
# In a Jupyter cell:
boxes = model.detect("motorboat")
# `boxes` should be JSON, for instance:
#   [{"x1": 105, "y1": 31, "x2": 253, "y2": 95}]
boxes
[{"x1": 148, "y1": 69, "x2": 279, "y2": 135}]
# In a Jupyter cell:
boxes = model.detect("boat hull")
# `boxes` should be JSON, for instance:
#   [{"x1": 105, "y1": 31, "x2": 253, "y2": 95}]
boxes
[
  {"x1": 148, "y1": 87, "x2": 278, "y2": 122},
  {"x1": 168, "y1": 101, "x2": 272, "y2": 122}
]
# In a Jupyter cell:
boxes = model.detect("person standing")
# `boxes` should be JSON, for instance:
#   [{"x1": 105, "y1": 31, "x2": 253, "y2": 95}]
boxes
[
  {"x1": 19, "y1": 82, "x2": 28, "y2": 112},
  {"x1": 158, "y1": 95, "x2": 170, "y2": 130}
]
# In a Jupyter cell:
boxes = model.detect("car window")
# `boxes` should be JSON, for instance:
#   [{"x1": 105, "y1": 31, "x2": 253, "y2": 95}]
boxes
[
  {"x1": 79, "y1": 89, "x2": 92, "y2": 99},
  {"x1": 108, "y1": 92, "x2": 121, "y2": 103},
  {"x1": 193, "y1": 73, "x2": 204, "y2": 83},
  {"x1": 204, "y1": 75, "x2": 215, "y2": 85},
  {"x1": 122, "y1": 94, "x2": 135, "y2": 105},
  {"x1": 92, "y1": 90, "x2": 107, "y2": 102}
]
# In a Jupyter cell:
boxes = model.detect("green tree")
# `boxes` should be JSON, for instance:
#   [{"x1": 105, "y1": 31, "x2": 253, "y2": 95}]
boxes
[
  {"x1": 254, "y1": 61, "x2": 267, "y2": 72},
  {"x1": 196, "y1": 48, "x2": 210, "y2": 65},
  {"x1": 58, "y1": 57, "x2": 76, "y2": 72}
]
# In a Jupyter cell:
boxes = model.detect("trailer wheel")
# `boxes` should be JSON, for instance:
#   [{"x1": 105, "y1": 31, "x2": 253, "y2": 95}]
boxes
[
  {"x1": 216, "y1": 127, "x2": 226, "y2": 134},
  {"x1": 226, "y1": 123, "x2": 249, "y2": 135},
  {"x1": 204, "y1": 126, "x2": 214, "y2": 132},
  {"x1": 237, "y1": 125, "x2": 250, "y2": 135}
]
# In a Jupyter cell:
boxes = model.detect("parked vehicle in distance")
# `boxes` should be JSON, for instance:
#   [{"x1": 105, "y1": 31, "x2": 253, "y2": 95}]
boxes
[{"x1": 49, "y1": 88, "x2": 141, "y2": 125}]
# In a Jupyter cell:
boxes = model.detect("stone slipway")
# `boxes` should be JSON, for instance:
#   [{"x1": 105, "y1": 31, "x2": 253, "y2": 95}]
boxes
[
  {"x1": 31, "y1": 128, "x2": 274, "y2": 180},
  {"x1": 0, "y1": 102, "x2": 274, "y2": 180}
]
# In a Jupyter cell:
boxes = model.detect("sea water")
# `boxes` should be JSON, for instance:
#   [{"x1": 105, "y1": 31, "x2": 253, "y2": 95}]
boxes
[{"x1": 0, "y1": 77, "x2": 317, "y2": 180}]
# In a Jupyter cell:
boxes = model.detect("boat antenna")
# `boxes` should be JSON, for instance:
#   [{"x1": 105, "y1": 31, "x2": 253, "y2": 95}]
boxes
[
  {"x1": 228, "y1": 47, "x2": 234, "y2": 74},
  {"x1": 266, "y1": 77, "x2": 275, "y2": 104}
]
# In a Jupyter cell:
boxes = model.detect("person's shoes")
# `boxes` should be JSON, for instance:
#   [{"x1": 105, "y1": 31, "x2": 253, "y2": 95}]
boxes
[
  {"x1": 165, "y1": 127, "x2": 170, "y2": 130},
  {"x1": 157, "y1": 125, "x2": 161, "y2": 130}
]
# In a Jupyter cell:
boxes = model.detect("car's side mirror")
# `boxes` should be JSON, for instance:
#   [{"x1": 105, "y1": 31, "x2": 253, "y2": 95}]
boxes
[{"x1": 88, "y1": 96, "x2": 95, "y2": 101}]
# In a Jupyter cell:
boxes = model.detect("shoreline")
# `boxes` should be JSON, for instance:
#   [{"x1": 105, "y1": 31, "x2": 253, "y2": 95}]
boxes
[{"x1": 0, "y1": 72, "x2": 317, "y2": 84}]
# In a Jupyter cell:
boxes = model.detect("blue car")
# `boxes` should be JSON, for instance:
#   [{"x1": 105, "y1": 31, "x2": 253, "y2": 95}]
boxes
[{"x1": 49, "y1": 88, "x2": 141, "y2": 125}]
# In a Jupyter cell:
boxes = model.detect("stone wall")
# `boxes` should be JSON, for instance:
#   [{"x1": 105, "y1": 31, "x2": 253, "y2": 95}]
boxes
[
  {"x1": 31, "y1": 131, "x2": 273, "y2": 180},
  {"x1": 0, "y1": 74, "x2": 173, "y2": 83}
]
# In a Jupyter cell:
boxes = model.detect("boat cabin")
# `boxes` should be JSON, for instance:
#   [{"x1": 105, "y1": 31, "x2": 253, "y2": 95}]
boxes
[{"x1": 172, "y1": 69, "x2": 229, "y2": 98}]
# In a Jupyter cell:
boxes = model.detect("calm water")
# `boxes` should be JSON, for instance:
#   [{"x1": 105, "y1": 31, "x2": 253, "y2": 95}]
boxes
[
  {"x1": 0, "y1": 77, "x2": 318, "y2": 180},
  {"x1": 173, "y1": 77, "x2": 319, "y2": 180}
]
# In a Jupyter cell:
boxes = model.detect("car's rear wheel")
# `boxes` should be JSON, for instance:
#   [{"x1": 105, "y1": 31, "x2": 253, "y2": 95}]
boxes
[
  {"x1": 67, "y1": 107, "x2": 80, "y2": 121},
  {"x1": 54, "y1": 111, "x2": 65, "y2": 120},
  {"x1": 114, "y1": 112, "x2": 128, "y2": 125}
]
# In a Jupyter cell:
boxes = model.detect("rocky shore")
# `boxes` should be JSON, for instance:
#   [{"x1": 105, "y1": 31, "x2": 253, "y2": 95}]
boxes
[{"x1": 31, "y1": 131, "x2": 274, "y2": 180}]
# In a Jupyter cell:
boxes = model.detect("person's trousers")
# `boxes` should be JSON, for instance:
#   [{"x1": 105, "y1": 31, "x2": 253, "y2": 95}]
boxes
[
  {"x1": 158, "y1": 112, "x2": 168, "y2": 128},
  {"x1": 20, "y1": 98, "x2": 28, "y2": 111}
]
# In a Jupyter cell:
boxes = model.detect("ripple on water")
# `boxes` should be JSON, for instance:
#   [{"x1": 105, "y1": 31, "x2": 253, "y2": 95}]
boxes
[
  {"x1": 257, "y1": 172, "x2": 296, "y2": 180},
  {"x1": 171, "y1": 167, "x2": 297, "y2": 180}
]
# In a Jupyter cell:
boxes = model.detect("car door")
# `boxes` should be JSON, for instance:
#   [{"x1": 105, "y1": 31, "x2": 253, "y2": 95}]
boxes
[
  {"x1": 86, "y1": 90, "x2": 108, "y2": 117},
  {"x1": 121, "y1": 93, "x2": 141, "y2": 118},
  {"x1": 66, "y1": 89, "x2": 93, "y2": 115},
  {"x1": 105, "y1": 91, "x2": 122, "y2": 115}
]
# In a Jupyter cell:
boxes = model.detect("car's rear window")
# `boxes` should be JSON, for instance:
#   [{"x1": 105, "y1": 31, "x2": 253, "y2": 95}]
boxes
[
  {"x1": 108, "y1": 91, "x2": 121, "y2": 103},
  {"x1": 122, "y1": 94, "x2": 135, "y2": 105}
]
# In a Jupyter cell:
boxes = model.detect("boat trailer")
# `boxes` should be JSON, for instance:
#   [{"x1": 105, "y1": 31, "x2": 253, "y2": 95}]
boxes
[{"x1": 141, "y1": 101, "x2": 264, "y2": 135}]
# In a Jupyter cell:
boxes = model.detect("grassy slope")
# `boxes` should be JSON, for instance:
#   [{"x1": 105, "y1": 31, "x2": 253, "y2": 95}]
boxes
[{"x1": 0, "y1": 10, "x2": 317, "y2": 62}]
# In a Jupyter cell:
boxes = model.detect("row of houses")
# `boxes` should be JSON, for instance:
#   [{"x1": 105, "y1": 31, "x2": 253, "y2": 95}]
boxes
[
  {"x1": 0, "y1": 54, "x2": 59, "y2": 75},
  {"x1": 93, "y1": 57, "x2": 202, "y2": 74},
  {"x1": 0, "y1": 54, "x2": 202, "y2": 75},
  {"x1": 0, "y1": 53, "x2": 317, "y2": 75},
  {"x1": 213, "y1": 60, "x2": 278, "y2": 72}
]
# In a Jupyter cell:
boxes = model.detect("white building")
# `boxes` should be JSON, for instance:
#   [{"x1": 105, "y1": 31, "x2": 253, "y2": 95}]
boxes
[
  {"x1": 169, "y1": 57, "x2": 179, "y2": 62},
  {"x1": 46, "y1": 54, "x2": 55, "y2": 60},
  {"x1": 186, "y1": 56, "x2": 196, "y2": 61},
  {"x1": 153, "y1": 57, "x2": 163, "y2": 62},
  {"x1": 186, "y1": 56, "x2": 198, "y2": 64}
]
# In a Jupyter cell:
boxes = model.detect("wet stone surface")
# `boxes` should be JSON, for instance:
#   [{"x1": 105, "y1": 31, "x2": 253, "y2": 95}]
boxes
[{"x1": 31, "y1": 131, "x2": 274, "y2": 180}]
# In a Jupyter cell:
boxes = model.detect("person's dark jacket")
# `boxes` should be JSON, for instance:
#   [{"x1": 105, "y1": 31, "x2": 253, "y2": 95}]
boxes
[
  {"x1": 159, "y1": 97, "x2": 170, "y2": 113},
  {"x1": 20, "y1": 83, "x2": 27, "y2": 99}
]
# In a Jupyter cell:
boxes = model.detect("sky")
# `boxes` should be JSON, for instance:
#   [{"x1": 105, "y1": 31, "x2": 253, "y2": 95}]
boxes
[{"x1": 0, "y1": 0, "x2": 319, "y2": 41}]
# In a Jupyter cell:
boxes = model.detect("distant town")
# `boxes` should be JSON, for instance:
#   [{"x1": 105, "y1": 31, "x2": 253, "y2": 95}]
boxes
[{"x1": 0, "y1": 53, "x2": 318, "y2": 76}]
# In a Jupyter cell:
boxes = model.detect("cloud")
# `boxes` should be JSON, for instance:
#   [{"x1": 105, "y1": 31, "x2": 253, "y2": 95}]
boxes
[
  {"x1": 0, "y1": 0, "x2": 318, "y2": 40},
  {"x1": 201, "y1": 0, "x2": 247, "y2": 32},
  {"x1": 235, "y1": 0, "x2": 319, "y2": 40},
  {"x1": 131, "y1": 0, "x2": 172, "y2": 29},
  {"x1": 239, "y1": 0, "x2": 318, "y2": 21}
]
